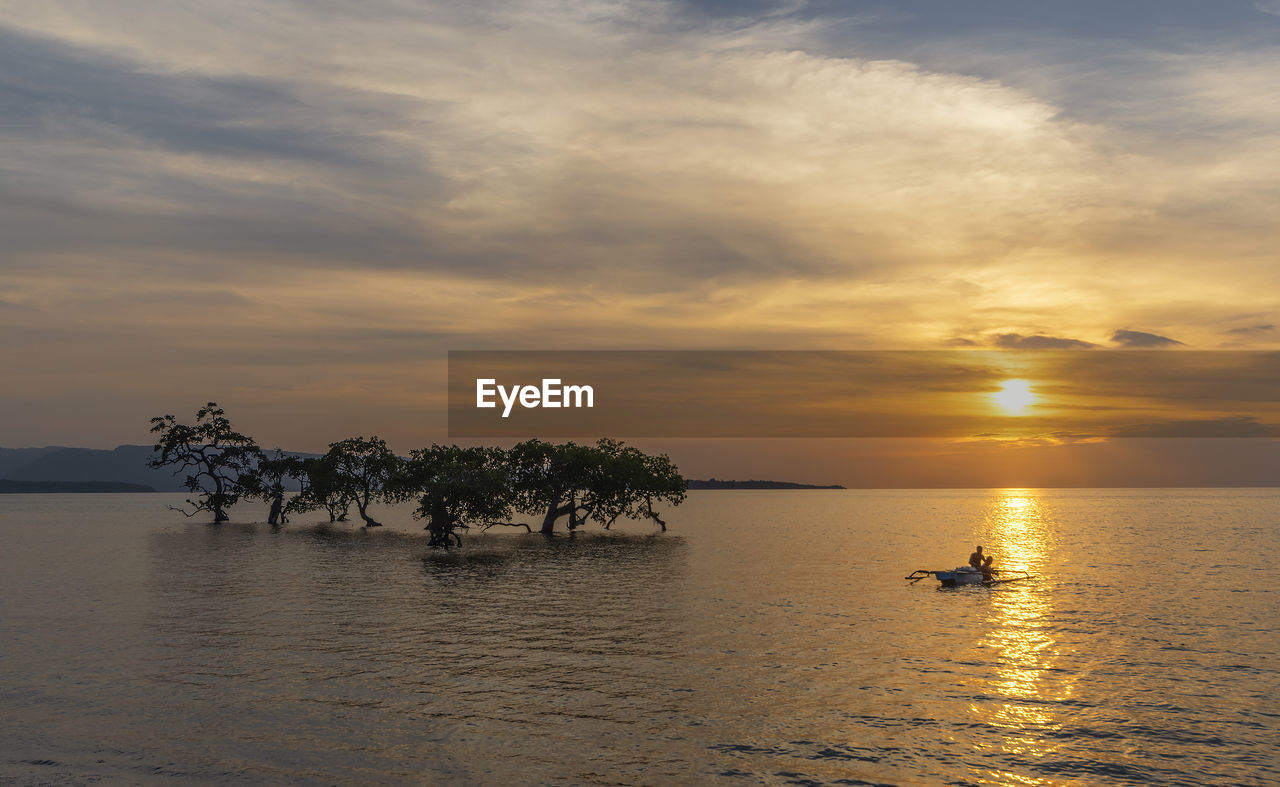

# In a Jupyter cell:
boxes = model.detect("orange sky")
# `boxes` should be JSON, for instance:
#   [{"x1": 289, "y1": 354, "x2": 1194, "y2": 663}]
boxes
[{"x1": 2, "y1": 1, "x2": 1278, "y2": 485}]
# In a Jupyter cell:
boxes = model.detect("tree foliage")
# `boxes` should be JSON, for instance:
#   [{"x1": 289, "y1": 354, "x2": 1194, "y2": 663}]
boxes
[
  {"x1": 241, "y1": 449, "x2": 305, "y2": 526},
  {"x1": 583, "y1": 438, "x2": 686, "y2": 531},
  {"x1": 322, "y1": 436, "x2": 400, "y2": 528},
  {"x1": 399, "y1": 445, "x2": 512, "y2": 548},
  {"x1": 288, "y1": 454, "x2": 353, "y2": 523},
  {"x1": 507, "y1": 439, "x2": 599, "y2": 534},
  {"x1": 148, "y1": 402, "x2": 260, "y2": 523},
  {"x1": 148, "y1": 408, "x2": 686, "y2": 542},
  {"x1": 507, "y1": 438, "x2": 686, "y2": 534}
]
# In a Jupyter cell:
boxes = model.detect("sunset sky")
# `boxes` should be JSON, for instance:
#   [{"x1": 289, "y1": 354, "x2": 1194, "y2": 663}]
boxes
[{"x1": 3, "y1": 1, "x2": 1279, "y2": 485}]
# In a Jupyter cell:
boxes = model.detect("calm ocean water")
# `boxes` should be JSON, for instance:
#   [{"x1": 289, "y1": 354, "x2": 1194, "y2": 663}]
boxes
[{"x1": 1, "y1": 489, "x2": 1277, "y2": 785}]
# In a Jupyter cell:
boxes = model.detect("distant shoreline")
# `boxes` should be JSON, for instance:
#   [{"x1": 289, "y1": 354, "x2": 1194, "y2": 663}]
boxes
[
  {"x1": 0, "y1": 477, "x2": 846, "y2": 493},
  {"x1": 0, "y1": 479, "x2": 156, "y2": 494},
  {"x1": 6, "y1": 479, "x2": 1280, "y2": 494},
  {"x1": 687, "y1": 479, "x2": 845, "y2": 490}
]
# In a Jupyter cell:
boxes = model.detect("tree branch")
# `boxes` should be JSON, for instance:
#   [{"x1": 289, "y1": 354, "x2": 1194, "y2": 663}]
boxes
[{"x1": 480, "y1": 521, "x2": 532, "y2": 532}]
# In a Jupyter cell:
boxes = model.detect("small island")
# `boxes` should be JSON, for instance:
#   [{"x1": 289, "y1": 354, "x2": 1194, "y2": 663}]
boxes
[{"x1": 686, "y1": 478, "x2": 845, "y2": 490}]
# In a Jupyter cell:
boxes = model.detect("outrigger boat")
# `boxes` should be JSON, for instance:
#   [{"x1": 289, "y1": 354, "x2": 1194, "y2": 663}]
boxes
[{"x1": 905, "y1": 567, "x2": 1034, "y2": 587}]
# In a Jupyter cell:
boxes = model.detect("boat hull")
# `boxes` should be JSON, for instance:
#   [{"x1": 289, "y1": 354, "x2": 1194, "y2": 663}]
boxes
[
  {"x1": 935, "y1": 567, "x2": 985, "y2": 587},
  {"x1": 904, "y1": 567, "x2": 1032, "y2": 587}
]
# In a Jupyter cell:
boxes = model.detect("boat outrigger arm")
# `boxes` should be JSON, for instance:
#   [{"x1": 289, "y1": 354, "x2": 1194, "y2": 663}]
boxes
[{"x1": 905, "y1": 567, "x2": 1035, "y2": 587}]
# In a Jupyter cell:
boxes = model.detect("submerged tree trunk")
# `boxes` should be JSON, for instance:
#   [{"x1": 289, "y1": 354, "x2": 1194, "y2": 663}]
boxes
[
  {"x1": 356, "y1": 497, "x2": 381, "y2": 528},
  {"x1": 211, "y1": 476, "x2": 230, "y2": 522},
  {"x1": 424, "y1": 500, "x2": 456, "y2": 548},
  {"x1": 325, "y1": 499, "x2": 347, "y2": 522},
  {"x1": 539, "y1": 498, "x2": 577, "y2": 535},
  {"x1": 267, "y1": 490, "x2": 284, "y2": 526}
]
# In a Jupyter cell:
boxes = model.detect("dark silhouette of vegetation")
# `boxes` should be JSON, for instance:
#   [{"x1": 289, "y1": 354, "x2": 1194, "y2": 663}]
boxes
[
  {"x1": 398, "y1": 445, "x2": 512, "y2": 548},
  {"x1": 507, "y1": 438, "x2": 686, "y2": 534},
  {"x1": 508, "y1": 439, "x2": 599, "y2": 534},
  {"x1": 148, "y1": 406, "x2": 686, "y2": 544},
  {"x1": 242, "y1": 449, "x2": 306, "y2": 526},
  {"x1": 686, "y1": 478, "x2": 845, "y2": 490},
  {"x1": 584, "y1": 438, "x2": 686, "y2": 531},
  {"x1": 291, "y1": 454, "x2": 353, "y2": 523},
  {"x1": 148, "y1": 403, "x2": 260, "y2": 522},
  {"x1": 322, "y1": 437, "x2": 398, "y2": 528}
]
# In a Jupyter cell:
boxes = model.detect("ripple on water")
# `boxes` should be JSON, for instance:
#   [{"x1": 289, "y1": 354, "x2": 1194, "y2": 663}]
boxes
[{"x1": 1, "y1": 491, "x2": 1278, "y2": 784}]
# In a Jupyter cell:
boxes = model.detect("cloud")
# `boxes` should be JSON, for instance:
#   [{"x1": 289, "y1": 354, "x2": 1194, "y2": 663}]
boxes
[
  {"x1": 0, "y1": 27, "x2": 413, "y2": 167},
  {"x1": 1257, "y1": 1, "x2": 1280, "y2": 18},
  {"x1": 0, "y1": 2, "x2": 1111, "y2": 290},
  {"x1": 1111, "y1": 416, "x2": 1280, "y2": 438},
  {"x1": 3, "y1": 0, "x2": 1280, "y2": 449},
  {"x1": 992, "y1": 333, "x2": 1097, "y2": 350},
  {"x1": 2, "y1": 2, "x2": 1278, "y2": 314},
  {"x1": 1226, "y1": 323, "x2": 1275, "y2": 334},
  {"x1": 1110, "y1": 329, "x2": 1183, "y2": 348}
]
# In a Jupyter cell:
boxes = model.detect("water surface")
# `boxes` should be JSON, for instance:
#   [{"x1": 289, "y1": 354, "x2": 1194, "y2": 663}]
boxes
[{"x1": 1, "y1": 489, "x2": 1277, "y2": 784}]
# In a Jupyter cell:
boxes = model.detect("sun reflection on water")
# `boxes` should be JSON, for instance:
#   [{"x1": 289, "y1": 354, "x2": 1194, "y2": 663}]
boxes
[{"x1": 971, "y1": 490, "x2": 1075, "y2": 783}]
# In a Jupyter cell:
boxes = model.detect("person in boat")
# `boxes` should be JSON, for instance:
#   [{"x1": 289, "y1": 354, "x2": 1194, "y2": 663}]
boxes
[
  {"x1": 968, "y1": 546, "x2": 984, "y2": 569},
  {"x1": 981, "y1": 555, "x2": 997, "y2": 581}
]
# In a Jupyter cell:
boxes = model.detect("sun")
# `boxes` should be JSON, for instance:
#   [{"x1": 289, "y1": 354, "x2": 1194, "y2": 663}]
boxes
[{"x1": 992, "y1": 379, "x2": 1036, "y2": 415}]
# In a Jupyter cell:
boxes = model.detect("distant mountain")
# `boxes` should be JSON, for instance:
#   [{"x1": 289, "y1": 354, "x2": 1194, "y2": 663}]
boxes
[
  {"x1": 687, "y1": 479, "x2": 845, "y2": 490},
  {"x1": 0, "y1": 446, "x2": 66, "y2": 477},
  {"x1": 0, "y1": 444, "x2": 320, "y2": 492},
  {"x1": 0, "y1": 446, "x2": 844, "y2": 493},
  {"x1": 0, "y1": 479, "x2": 156, "y2": 493},
  {"x1": 2, "y1": 445, "x2": 188, "y2": 491}
]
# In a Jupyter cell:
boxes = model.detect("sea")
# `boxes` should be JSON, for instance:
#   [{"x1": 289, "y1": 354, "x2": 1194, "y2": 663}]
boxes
[{"x1": 1, "y1": 489, "x2": 1276, "y2": 785}]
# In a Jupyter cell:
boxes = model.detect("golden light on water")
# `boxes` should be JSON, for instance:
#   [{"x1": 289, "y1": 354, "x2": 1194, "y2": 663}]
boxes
[
  {"x1": 991, "y1": 379, "x2": 1037, "y2": 416},
  {"x1": 1003, "y1": 495, "x2": 1031, "y2": 512},
  {"x1": 970, "y1": 490, "x2": 1076, "y2": 779}
]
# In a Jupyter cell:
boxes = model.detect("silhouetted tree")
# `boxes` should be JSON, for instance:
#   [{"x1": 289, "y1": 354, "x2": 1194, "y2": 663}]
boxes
[
  {"x1": 508, "y1": 439, "x2": 685, "y2": 534},
  {"x1": 148, "y1": 404, "x2": 687, "y2": 540},
  {"x1": 582, "y1": 438, "x2": 686, "y2": 531},
  {"x1": 242, "y1": 449, "x2": 305, "y2": 526},
  {"x1": 323, "y1": 437, "x2": 399, "y2": 528},
  {"x1": 148, "y1": 402, "x2": 260, "y2": 523},
  {"x1": 288, "y1": 454, "x2": 352, "y2": 522},
  {"x1": 508, "y1": 439, "x2": 598, "y2": 534},
  {"x1": 398, "y1": 445, "x2": 513, "y2": 548}
]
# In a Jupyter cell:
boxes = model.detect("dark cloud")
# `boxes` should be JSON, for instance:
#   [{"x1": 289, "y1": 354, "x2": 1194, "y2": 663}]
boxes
[
  {"x1": 836, "y1": 0, "x2": 1280, "y2": 42},
  {"x1": 0, "y1": 184, "x2": 435, "y2": 269},
  {"x1": 992, "y1": 333, "x2": 1097, "y2": 350},
  {"x1": 669, "y1": 0, "x2": 802, "y2": 19},
  {"x1": 0, "y1": 24, "x2": 464, "y2": 276},
  {"x1": 943, "y1": 337, "x2": 980, "y2": 346},
  {"x1": 1110, "y1": 415, "x2": 1280, "y2": 438},
  {"x1": 1111, "y1": 329, "x2": 1183, "y2": 347},
  {"x1": 1039, "y1": 350, "x2": 1280, "y2": 404},
  {"x1": 126, "y1": 288, "x2": 254, "y2": 307},
  {"x1": 1226, "y1": 324, "x2": 1275, "y2": 334},
  {"x1": 0, "y1": 23, "x2": 885, "y2": 288},
  {"x1": 0, "y1": 26, "x2": 419, "y2": 166}
]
